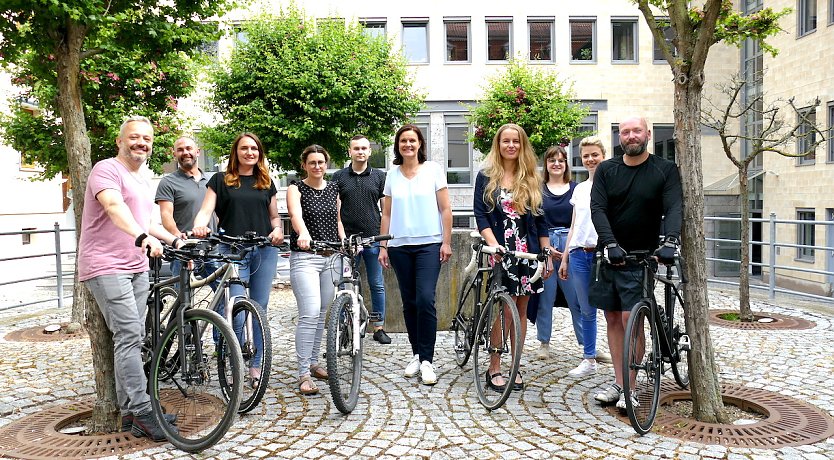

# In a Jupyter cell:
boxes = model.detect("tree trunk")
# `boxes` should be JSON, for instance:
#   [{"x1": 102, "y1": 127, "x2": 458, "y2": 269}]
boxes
[
  {"x1": 54, "y1": 21, "x2": 119, "y2": 432},
  {"x1": 674, "y1": 76, "x2": 729, "y2": 423},
  {"x1": 738, "y1": 169, "x2": 753, "y2": 321}
]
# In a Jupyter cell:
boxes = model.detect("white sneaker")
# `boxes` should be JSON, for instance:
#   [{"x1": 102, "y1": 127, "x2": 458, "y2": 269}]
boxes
[
  {"x1": 616, "y1": 391, "x2": 638, "y2": 411},
  {"x1": 535, "y1": 342, "x2": 550, "y2": 360},
  {"x1": 594, "y1": 383, "x2": 622, "y2": 404},
  {"x1": 404, "y1": 354, "x2": 420, "y2": 377},
  {"x1": 419, "y1": 361, "x2": 437, "y2": 385},
  {"x1": 568, "y1": 359, "x2": 597, "y2": 377}
]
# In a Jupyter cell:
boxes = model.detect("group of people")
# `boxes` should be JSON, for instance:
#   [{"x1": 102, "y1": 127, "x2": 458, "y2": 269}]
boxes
[{"x1": 78, "y1": 114, "x2": 680, "y2": 441}]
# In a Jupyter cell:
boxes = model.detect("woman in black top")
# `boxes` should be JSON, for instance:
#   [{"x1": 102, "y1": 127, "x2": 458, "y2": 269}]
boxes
[
  {"x1": 193, "y1": 132, "x2": 284, "y2": 388},
  {"x1": 287, "y1": 145, "x2": 345, "y2": 395}
]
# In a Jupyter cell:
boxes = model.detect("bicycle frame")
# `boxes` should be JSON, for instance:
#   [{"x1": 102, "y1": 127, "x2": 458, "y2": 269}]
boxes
[
  {"x1": 335, "y1": 251, "x2": 366, "y2": 357},
  {"x1": 633, "y1": 252, "x2": 686, "y2": 364},
  {"x1": 192, "y1": 262, "x2": 254, "y2": 344}
]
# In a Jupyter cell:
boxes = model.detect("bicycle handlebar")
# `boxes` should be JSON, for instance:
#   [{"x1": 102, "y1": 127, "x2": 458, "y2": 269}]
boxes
[
  {"x1": 309, "y1": 234, "x2": 393, "y2": 255},
  {"x1": 159, "y1": 231, "x2": 287, "y2": 263},
  {"x1": 463, "y1": 232, "x2": 551, "y2": 283},
  {"x1": 594, "y1": 248, "x2": 687, "y2": 284}
]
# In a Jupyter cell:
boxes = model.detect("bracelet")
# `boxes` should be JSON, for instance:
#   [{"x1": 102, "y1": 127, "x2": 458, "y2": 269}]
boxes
[
  {"x1": 379, "y1": 246, "x2": 388, "y2": 250},
  {"x1": 172, "y1": 237, "x2": 181, "y2": 248},
  {"x1": 134, "y1": 233, "x2": 148, "y2": 248}
]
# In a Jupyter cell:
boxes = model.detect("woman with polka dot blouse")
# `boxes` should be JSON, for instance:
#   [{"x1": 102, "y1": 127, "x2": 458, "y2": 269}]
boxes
[{"x1": 287, "y1": 145, "x2": 345, "y2": 396}]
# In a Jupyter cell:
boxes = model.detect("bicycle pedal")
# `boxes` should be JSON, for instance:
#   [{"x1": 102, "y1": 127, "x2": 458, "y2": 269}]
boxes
[{"x1": 679, "y1": 334, "x2": 691, "y2": 351}]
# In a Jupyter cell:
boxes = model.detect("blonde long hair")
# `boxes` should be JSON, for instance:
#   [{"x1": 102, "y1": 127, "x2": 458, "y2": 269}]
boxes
[{"x1": 482, "y1": 123, "x2": 542, "y2": 215}]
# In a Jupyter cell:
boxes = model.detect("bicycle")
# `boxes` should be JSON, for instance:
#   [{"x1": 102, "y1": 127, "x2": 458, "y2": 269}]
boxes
[
  {"x1": 144, "y1": 243, "x2": 244, "y2": 452},
  {"x1": 616, "y1": 249, "x2": 691, "y2": 435},
  {"x1": 452, "y1": 231, "x2": 550, "y2": 410},
  {"x1": 310, "y1": 234, "x2": 392, "y2": 414}
]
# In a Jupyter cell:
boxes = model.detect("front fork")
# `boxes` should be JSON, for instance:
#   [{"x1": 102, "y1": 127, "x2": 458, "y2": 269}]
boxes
[
  {"x1": 223, "y1": 265, "x2": 254, "y2": 357},
  {"x1": 335, "y1": 288, "x2": 368, "y2": 356}
]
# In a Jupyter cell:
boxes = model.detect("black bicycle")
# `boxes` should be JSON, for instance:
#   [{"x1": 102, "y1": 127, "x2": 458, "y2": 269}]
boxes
[
  {"x1": 145, "y1": 243, "x2": 244, "y2": 452},
  {"x1": 452, "y1": 231, "x2": 550, "y2": 410},
  {"x1": 618, "y1": 250, "x2": 690, "y2": 435},
  {"x1": 310, "y1": 234, "x2": 392, "y2": 414}
]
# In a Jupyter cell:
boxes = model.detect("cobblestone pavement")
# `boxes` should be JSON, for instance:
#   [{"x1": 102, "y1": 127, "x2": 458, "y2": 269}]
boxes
[{"x1": 1, "y1": 287, "x2": 833, "y2": 460}]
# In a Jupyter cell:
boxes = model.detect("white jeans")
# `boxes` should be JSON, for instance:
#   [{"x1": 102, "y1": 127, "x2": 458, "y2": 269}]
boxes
[{"x1": 290, "y1": 251, "x2": 338, "y2": 378}]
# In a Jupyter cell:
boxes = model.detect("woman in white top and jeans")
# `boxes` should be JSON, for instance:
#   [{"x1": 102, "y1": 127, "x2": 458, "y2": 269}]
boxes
[
  {"x1": 558, "y1": 136, "x2": 606, "y2": 379},
  {"x1": 379, "y1": 124, "x2": 453, "y2": 386}
]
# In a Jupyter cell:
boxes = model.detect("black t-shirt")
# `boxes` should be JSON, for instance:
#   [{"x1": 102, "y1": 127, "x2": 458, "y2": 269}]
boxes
[
  {"x1": 590, "y1": 154, "x2": 682, "y2": 253},
  {"x1": 207, "y1": 173, "x2": 277, "y2": 237}
]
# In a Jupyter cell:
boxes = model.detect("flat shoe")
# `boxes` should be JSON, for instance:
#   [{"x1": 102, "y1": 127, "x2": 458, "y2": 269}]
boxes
[
  {"x1": 512, "y1": 371, "x2": 524, "y2": 391},
  {"x1": 485, "y1": 371, "x2": 506, "y2": 392},
  {"x1": 299, "y1": 375, "x2": 319, "y2": 395},
  {"x1": 310, "y1": 364, "x2": 328, "y2": 380}
]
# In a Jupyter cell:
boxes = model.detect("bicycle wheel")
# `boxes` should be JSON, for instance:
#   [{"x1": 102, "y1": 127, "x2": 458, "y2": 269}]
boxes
[
  {"x1": 143, "y1": 287, "x2": 179, "y2": 379},
  {"x1": 222, "y1": 299, "x2": 271, "y2": 414},
  {"x1": 326, "y1": 294, "x2": 362, "y2": 414},
  {"x1": 670, "y1": 291, "x2": 690, "y2": 389},
  {"x1": 149, "y1": 308, "x2": 243, "y2": 453},
  {"x1": 453, "y1": 273, "x2": 478, "y2": 367},
  {"x1": 472, "y1": 292, "x2": 521, "y2": 411},
  {"x1": 622, "y1": 301, "x2": 661, "y2": 435}
]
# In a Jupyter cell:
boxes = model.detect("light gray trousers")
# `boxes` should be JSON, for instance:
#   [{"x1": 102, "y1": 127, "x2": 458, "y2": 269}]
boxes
[
  {"x1": 86, "y1": 272, "x2": 151, "y2": 416},
  {"x1": 290, "y1": 251, "x2": 337, "y2": 378}
]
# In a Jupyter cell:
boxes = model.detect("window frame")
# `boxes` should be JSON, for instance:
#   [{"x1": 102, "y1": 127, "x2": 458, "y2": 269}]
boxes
[
  {"x1": 569, "y1": 17, "x2": 597, "y2": 63},
  {"x1": 796, "y1": 106, "x2": 817, "y2": 165},
  {"x1": 444, "y1": 18, "x2": 471, "y2": 63},
  {"x1": 652, "y1": 124, "x2": 676, "y2": 162},
  {"x1": 828, "y1": 102, "x2": 834, "y2": 163},
  {"x1": 796, "y1": 208, "x2": 816, "y2": 262},
  {"x1": 652, "y1": 17, "x2": 678, "y2": 63},
  {"x1": 797, "y1": 0, "x2": 817, "y2": 37},
  {"x1": 611, "y1": 17, "x2": 639, "y2": 64},
  {"x1": 567, "y1": 114, "x2": 599, "y2": 183},
  {"x1": 401, "y1": 19, "x2": 430, "y2": 64},
  {"x1": 485, "y1": 17, "x2": 513, "y2": 63},
  {"x1": 527, "y1": 17, "x2": 555, "y2": 63},
  {"x1": 445, "y1": 122, "x2": 474, "y2": 186},
  {"x1": 360, "y1": 18, "x2": 387, "y2": 39}
]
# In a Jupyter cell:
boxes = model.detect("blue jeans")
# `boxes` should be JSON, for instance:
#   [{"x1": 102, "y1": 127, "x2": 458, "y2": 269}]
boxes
[
  {"x1": 537, "y1": 228, "x2": 580, "y2": 344},
  {"x1": 388, "y1": 243, "x2": 441, "y2": 363},
  {"x1": 219, "y1": 243, "x2": 277, "y2": 369},
  {"x1": 170, "y1": 258, "x2": 220, "y2": 291},
  {"x1": 569, "y1": 248, "x2": 598, "y2": 359},
  {"x1": 356, "y1": 243, "x2": 386, "y2": 327}
]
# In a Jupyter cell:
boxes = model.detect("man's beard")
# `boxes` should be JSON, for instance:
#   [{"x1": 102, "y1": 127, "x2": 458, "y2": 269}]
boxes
[
  {"x1": 178, "y1": 156, "x2": 195, "y2": 169},
  {"x1": 623, "y1": 140, "x2": 646, "y2": 157},
  {"x1": 122, "y1": 146, "x2": 149, "y2": 163}
]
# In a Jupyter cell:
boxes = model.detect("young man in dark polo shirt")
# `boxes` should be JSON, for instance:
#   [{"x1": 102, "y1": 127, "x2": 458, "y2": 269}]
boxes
[{"x1": 332, "y1": 135, "x2": 391, "y2": 344}]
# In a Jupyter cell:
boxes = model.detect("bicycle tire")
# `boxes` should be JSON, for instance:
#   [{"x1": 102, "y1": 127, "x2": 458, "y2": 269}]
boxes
[
  {"x1": 149, "y1": 308, "x2": 243, "y2": 453},
  {"x1": 622, "y1": 301, "x2": 661, "y2": 435},
  {"x1": 472, "y1": 292, "x2": 521, "y2": 411},
  {"x1": 326, "y1": 294, "x2": 362, "y2": 414},
  {"x1": 670, "y1": 292, "x2": 690, "y2": 389},
  {"x1": 453, "y1": 273, "x2": 478, "y2": 367},
  {"x1": 220, "y1": 299, "x2": 272, "y2": 414},
  {"x1": 143, "y1": 286, "x2": 180, "y2": 379}
]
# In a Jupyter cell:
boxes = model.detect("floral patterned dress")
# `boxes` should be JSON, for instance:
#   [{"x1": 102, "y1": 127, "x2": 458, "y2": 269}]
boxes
[{"x1": 495, "y1": 188, "x2": 544, "y2": 297}]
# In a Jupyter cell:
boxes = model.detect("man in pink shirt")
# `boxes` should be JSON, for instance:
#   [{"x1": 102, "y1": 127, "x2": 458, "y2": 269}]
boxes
[{"x1": 78, "y1": 116, "x2": 181, "y2": 441}]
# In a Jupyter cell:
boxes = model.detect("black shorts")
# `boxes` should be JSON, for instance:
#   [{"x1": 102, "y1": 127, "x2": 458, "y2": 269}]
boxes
[{"x1": 589, "y1": 262, "x2": 653, "y2": 312}]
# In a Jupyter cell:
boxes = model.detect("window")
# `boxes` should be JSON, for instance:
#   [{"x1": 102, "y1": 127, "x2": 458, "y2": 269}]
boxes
[
  {"x1": 570, "y1": 18, "x2": 596, "y2": 62},
  {"x1": 486, "y1": 19, "x2": 512, "y2": 61},
  {"x1": 402, "y1": 20, "x2": 429, "y2": 63},
  {"x1": 653, "y1": 125, "x2": 675, "y2": 162},
  {"x1": 22, "y1": 228, "x2": 35, "y2": 245},
  {"x1": 744, "y1": 0, "x2": 763, "y2": 13},
  {"x1": 568, "y1": 114, "x2": 599, "y2": 183},
  {"x1": 612, "y1": 19, "x2": 638, "y2": 63},
  {"x1": 233, "y1": 25, "x2": 248, "y2": 45},
  {"x1": 797, "y1": 107, "x2": 817, "y2": 164},
  {"x1": 446, "y1": 124, "x2": 473, "y2": 185},
  {"x1": 611, "y1": 124, "x2": 624, "y2": 158},
  {"x1": 413, "y1": 120, "x2": 432, "y2": 160},
  {"x1": 796, "y1": 209, "x2": 816, "y2": 261},
  {"x1": 798, "y1": 0, "x2": 817, "y2": 36},
  {"x1": 361, "y1": 20, "x2": 386, "y2": 39},
  {"x1": 18, "y1": 105, "x2": 40, "y2": 171},
  {"x1": 528, "y1": 19, "x2": 554, "y2": 61},
  {"x1": 444, "y1": 19, "x2": 470, "y2": 62},
  {"x1": 653, "y1": 18, "x2": 677, "y2": 62},
  {"x1": 828, "y1": 103, "x2": 834, "y2": 163},
  {"x1": 368, "y1": 141, "x2": 388, "y2": 170},
  {"x1": 831, "y1": 0, "x2": 834, "y2": 24}
]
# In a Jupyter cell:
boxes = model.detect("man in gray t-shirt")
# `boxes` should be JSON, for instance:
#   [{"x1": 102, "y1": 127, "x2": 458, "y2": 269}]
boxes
[{"x1": 155, "y1": 136, "x2": 217, "y2": 278}]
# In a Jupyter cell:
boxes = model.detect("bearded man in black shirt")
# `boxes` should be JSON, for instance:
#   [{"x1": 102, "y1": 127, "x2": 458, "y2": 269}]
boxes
[{"x1": 588, "y1": 116, "x2": 683, "y2": 410}]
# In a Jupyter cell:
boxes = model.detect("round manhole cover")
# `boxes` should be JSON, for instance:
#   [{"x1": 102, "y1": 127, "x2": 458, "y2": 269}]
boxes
[
  {"x1": 709, "y1": 309, "x2": 816, "y2": 330},
  {"x1": 4, "y1": 324, "x2": 87, "y2": 342},
  {"x1": 606, "y1": 382, "x2": 834, "y2": 448},
  {"x1": 0, "y1": 390, "x2": 226, "y2": 459}
]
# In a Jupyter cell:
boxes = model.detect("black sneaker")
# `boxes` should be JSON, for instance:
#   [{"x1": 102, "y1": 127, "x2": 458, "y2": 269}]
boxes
[
  {"x1": 372, "y1": 329, "x2": 391, "y2": 344},
  {"x1": 121, "y1": 413, "x2": 177, "y2": 432},
  {"x1": 131, "y1": 411, "x2": 178, "y2": 441}
]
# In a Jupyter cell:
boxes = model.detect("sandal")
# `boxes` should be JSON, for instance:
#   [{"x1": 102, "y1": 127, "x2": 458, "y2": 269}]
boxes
[
  {"x1": 310, "y1": 364, "x2": 328, "y2": 380},
  {"x1": 298, "y1": 374, "x2": 318, "y2": 395},
  {"x1": 249, "y1": 368, "x2": 261, "y2": 389},
  {"x1": 485, "y1": 371, "x2": 506, "y2": 392},
  {"x1": 512, "y1": 371, "x2": 524, "y2": 391}
]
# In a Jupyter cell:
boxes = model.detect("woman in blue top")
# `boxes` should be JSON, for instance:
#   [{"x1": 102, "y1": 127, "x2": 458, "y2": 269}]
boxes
[
  {"x1": 473, "y1": 123, "x2": 545, "y2": 392},
  {"x1": 379, "y1": 124, "x2": 452, "y2": 386},
  {"x1": 535, "y1": 146, "x2": 578, "y2": 360}
]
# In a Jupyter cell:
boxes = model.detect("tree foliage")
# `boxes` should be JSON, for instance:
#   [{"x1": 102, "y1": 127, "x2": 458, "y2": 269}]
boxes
[
  {"x1": 0, "y1": 1, "x2": 230, "y2": 178},
  {"x1": 204, "y1": 6, "x2": 423, "y2": 171},
  {"x1": 467, "y1": 59, "x2": 589, "y2": 156}
]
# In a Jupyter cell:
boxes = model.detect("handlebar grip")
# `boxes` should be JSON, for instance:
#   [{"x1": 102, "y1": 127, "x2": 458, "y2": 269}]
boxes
[
  {"x1": 372, "y1": 234, "x2": 393, "y2": 242},
  {"x1": 529, "y1": 259, "x2": 545, "y2": 284}
]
